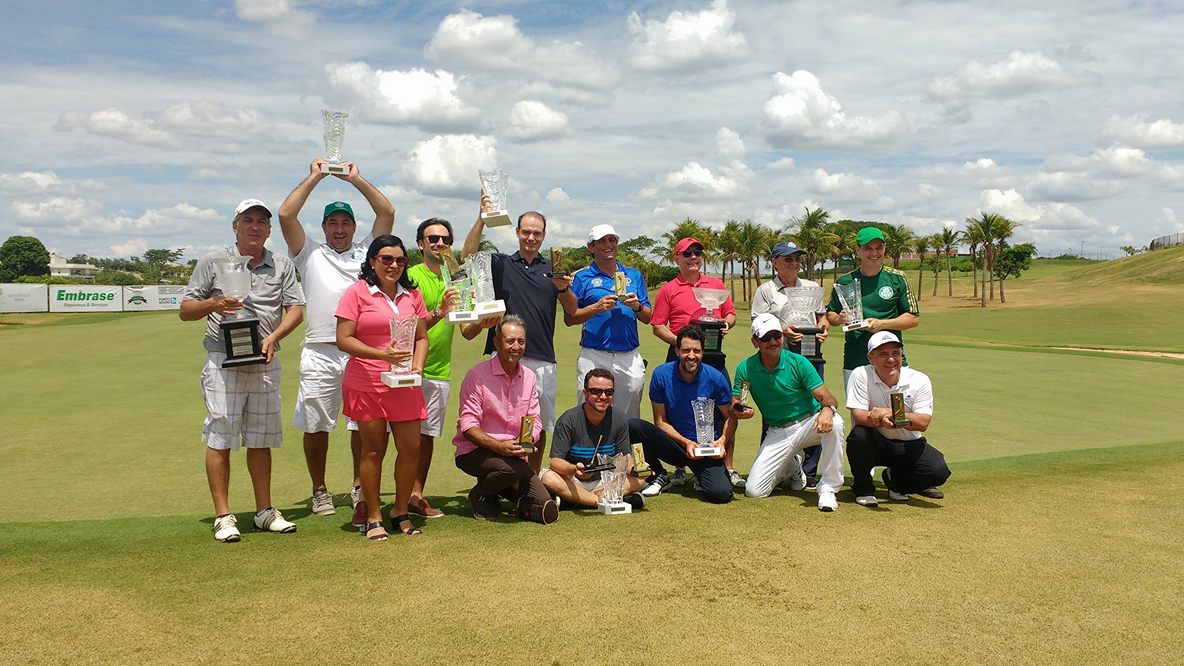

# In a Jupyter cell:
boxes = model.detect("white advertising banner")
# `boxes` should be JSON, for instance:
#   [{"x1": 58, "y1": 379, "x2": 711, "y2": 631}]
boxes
[
  {"x1": 0, "y1": 283, "x2": 49, "y2": 313},
  {"x1": 48, "y1": 285, "x2": 123, "y2": 313},
  {"x1": 123, "y1": 285, "x2": 184, "y2": 311}
]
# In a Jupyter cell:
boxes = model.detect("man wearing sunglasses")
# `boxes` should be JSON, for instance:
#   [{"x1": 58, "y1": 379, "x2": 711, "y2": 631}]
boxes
[
  {"x1": 278, "y1": 158, "x2": 394, "y2": 524},
  {"x1": 732, "y1": 313, "x2": 845, "y2": 511}
]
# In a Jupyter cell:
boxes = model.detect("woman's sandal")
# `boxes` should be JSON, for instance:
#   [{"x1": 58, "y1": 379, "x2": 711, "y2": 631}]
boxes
[
  {"x1": 364, "y1": 521, "x2": 388, "y2": 541},
  {"x1": 389, "y1": 513, "x2": 423, "y2": 536}
]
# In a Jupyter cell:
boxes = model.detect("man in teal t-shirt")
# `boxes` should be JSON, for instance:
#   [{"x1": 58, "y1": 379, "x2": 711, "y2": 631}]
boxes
[
  {"x1": 732, "y1": 314, "x2": 845, "y2": 511},
  {"x1": 826, "y1": 226, "x2": 919, "y2": 383},
  {"x1": 405, "y1": 218, "x2": 461, "y2": 519}
]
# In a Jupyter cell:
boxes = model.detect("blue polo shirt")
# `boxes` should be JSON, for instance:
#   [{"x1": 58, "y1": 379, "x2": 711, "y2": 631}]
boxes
[
  {"x1": 648, "y1": 360, "x2": 732, "y2": 441},
  {"x1": 571, "y1": 261, "x2": 650, "y2": 352}
]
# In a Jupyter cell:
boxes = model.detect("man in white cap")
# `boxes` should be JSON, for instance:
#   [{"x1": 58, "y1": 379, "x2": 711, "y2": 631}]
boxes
[
  {"x1": 564, "y1": 224, "x2": 652, "y2": 419},
  {"x1": 277, "y1": 158, "x2": 395, "y2": 525},
  {"x1": 732, "y1": 313, "x2": 844, "y2": 511},
  {"x1": 845, "y1": 331, "x2": 950, "y2": 506},
  {"x1": 181, "y1": 198, "x2": 306, "y2": 542}
]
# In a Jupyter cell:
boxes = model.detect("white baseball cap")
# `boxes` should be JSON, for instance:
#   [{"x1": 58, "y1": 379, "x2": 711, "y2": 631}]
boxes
[
  {"x1": 751, "y1": 312, "x2": 782, "y2": 339},
  {"x1": 234, "y1": 198, "x2": 273, "y2": 217},
  {"x1": 587, "y1": 224, "x2": 618, "y2": 244},
  {"x1": 867, "y1": 331, "x2": 902, "y2": 352}
]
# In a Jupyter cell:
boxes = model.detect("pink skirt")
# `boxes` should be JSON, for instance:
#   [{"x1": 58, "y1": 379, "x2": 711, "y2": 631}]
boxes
[{"x1": 343, "y1": 386, "x2": 427, "y2": 424}]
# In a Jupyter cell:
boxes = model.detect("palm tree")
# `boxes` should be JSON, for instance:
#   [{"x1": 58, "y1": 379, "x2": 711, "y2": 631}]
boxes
[
  {"x1": 988, "y1": 216, "x2": 1019, "y2": 303},
  {"x1": 736, "y1": 220, "x2": 770, "y2": 300},
  {"x1": 883, "y1": 224, "x2": 916, "y2": 269},
  {"x1": 929, "y1": 234, "x2": 943, "y2": 297},
  {"x1": 785, "y1": 207, "x2": 834, "y2": 280},
  {"x1": 662, "y1": 218, "x2": 709, "y2": 264},
  {"x1": 716, "y1": 220, "x2": 742, "y2": 298},
  {"x1": 827, "y1": 223, "x2": 856, "y2": 289},
  {"x1": 912, "y1": 235, "x2": 931, "y2": 302},
  {"x1": 963, "y1": 214, "x2": 993, "y2": 304},
  {"x1": 938, "y1": 227, "x2": 961, "y2": 296}
]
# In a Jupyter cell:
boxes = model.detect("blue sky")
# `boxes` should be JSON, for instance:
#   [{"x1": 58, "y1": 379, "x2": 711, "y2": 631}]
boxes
[{"x1": 2, "y1": 0, "x2": 1182, "y2": 261}]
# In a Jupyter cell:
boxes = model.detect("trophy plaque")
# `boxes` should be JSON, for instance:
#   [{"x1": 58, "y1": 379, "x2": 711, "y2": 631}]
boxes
[
  {"x1": 613, "y1": 271, "x2": 628, "y2": 297},
  {"x1": 478, "y1": 167, "x2": 512, "y2": 227},
  {"x1": 550, "y1": 248, "x2": 567, "y2": 279},
  {"x1": 781, "y1": 285, "x2": 825, "y2": 361},
  {"x1": 834, "y1": 281, "x2": 869, "y2": 332},
  {"x1": 736, "y1": 381, "x2": 753, "y2": 413},
  {"x1": 691, "y1": 397, "x2": 721, "y2": 458},
  {"x1": 598, "y1": 455, "x2": 632, "y2": 515},
  {"x1": 690, "y1": 287, "x2": 730, "y2": 354},
  {"x1": 214, "y1": 256, "x2": 265, "y2": 368},
  {"x1": 518, "y1": 415, "x2": 536, "y2": 454},
  {"x1": 320, "y1": 110, "x2": 349, "y2": 175},
  {"x1": 889, "y1": 386, "x2": 911, "y2": 427},
  {"x1": 380, "y1": 314, "x2": 422, "y2": 388},
  {"x1": 631, "y1": 442, "x2": 649, "y2": 475}
]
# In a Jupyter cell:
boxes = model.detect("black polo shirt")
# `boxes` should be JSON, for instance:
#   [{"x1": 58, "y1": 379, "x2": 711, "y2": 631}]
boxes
[{"x1": 483, "y1": 250, "x2": 559, "y2": 363}]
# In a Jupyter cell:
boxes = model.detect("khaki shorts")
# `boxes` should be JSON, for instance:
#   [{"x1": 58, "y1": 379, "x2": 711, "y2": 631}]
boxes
[
  {"x1": 200, "y1": 352, "x2": 283, "y2": 451},
  {"x1": 419, "y1": 378, "x2": 451, "y2": 437}
]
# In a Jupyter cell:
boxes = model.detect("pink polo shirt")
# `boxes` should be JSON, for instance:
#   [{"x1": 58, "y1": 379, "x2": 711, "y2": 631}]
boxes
[
  {"x1": 452, "y1": 356, "x2": 543, "y2": 458},
  {"x1": 335, "y1": 280, "x2": 428, "y2": 392},
  {"x1": 651, "y1": 273, "x2": 736, "y2": 335}
]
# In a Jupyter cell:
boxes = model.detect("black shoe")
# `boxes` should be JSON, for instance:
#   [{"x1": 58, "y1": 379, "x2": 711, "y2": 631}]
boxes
[
  {"x1": 468, "y1": 487, "x2": 500, "y2": 520},
  {"x1": 918, "y1": 487, "x2": 945, "y2": 499},
  {"x1": 805, "y1": 476, "x2": 818, "y2": 489},
  {"x1": 518, "y1": 497, "x2": 559, "y2": 524},
  {"x1": 623, "y1": 492, "x2": 645, "y2": 511}
]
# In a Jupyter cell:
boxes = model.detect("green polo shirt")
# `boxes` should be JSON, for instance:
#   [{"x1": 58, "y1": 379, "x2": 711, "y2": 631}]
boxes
[
  {"x1": 827, "y1": 266, "x2": 919, "y2": 370},
  {"x1": 733, "y1": 349, "x2": 823, "y2": 425},
  {"x1": 407, "y1": 263, "x2": 454, "y2": 380}
]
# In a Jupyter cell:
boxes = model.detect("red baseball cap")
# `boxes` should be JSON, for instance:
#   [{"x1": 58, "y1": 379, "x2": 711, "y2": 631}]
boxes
[{"x1": 674, "y1": 237, "x2": 703, "y2": 255}]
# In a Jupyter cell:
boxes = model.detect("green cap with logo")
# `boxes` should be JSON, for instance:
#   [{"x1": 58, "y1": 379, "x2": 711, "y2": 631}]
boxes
[
  {"x1": 856, "y1": 227, "x2": 885, "y2": 246},
  {"x1": 323, "y1": 201, "x2": 355, "y2": 221}
]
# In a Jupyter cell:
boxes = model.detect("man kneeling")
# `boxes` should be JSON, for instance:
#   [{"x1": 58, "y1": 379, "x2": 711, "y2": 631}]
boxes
[
  {"x1": 541, "y1": 368, "x2": 646, "y2": 510},
  {"x1": 733, "y1": 313, "x2": 845, "y2": 511}
]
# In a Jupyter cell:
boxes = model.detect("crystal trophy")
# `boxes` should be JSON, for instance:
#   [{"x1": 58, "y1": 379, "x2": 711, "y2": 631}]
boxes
[
  {"x1": 320, "y1": 110, "x2": 349, "y2": 175},
  {"x1": 889, "y1": 386, "x2": 911, "y2": 426},
  {"x1": 380, "y1": 314, "x2": 422, "y2": 387},
  {"x1": 518, "y1": 415, "x2": 536, "y2": 454},
  {"x1": 781, "y1": 285, "x2": 825, "y2": 360},
  {"x1": 631, "y1": 442, "x2": 649, "y2": 475},
  {"x1": 550, "y1": 248, "x2": 566, "y2": 279},
  {"x1": 478, "y1": 167, "x2": 512, "y2": 227},
  {"x1": 691, "y1": 287, "x2": 729, "y2": 354},
  {"x1": 691, "y1": 396, "x2": 721, "y2": 457},
  {"x1": 213, "y1": 256, "x2": 265, "y2": 368},
  {"x1": 834, "y1": 281, "x2": 869, "y2": 332},
  {"x1": 466, "y1": 252, "x2": 506, "y2": 318},
  {"x1": 441, "y1": 249, "x2": 478, "y2": 324},
  {"x1": 598, "y1": 454, "x2": 632, "y2": 515}
]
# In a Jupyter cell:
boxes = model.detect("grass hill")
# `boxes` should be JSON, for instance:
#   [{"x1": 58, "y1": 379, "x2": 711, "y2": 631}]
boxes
[{"x1": 1062, "y1": 245, "x2": 1184, "y2": 284}]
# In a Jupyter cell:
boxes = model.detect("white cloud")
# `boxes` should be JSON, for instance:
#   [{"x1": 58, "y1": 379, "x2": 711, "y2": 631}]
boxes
[
  {"x1": 54, "y1": 108, "x2": 176, "y2": 147},
  {"x1": 929, "y1": 50, "x2": 1097, "y2": 99},
  {"x1": 505, "y1": 100, "x2": 570, "y2": 142},
  {"x1": 11, "y1": 197, "x2": 102, "y2": 223},
  {"x1": 326, "y1": 62, "x2": 481, "y2": 132},
  {"x1": 978, "y1": 190, "x2": 1119, "y2": 245},
  {"x1": 401, "y1": 134, "x2": 497, "y2": 198},
  {"x1": 639, "y1": 161, "x2": 751, "y2": 200},
  {"x1": 762, "y1": 70, "x2": 906, "y2": 151},
  {"x1": 234, "y1": 0, "x2": 314, "y2": 38},
  {"x1": 0, "y1": 170, "x2": 61, "y2": 194},
  {"x1": 92, "y1": 203, "x2": 221, "y2": 234},
  {"x1": 766, "y1": 157, "x2": 795, "y2": 170},
  {"x1": 715, "y1": 127, "x2": 745, "y2": 160},
  {"x1": 628, "y1": 0, "x2": 747, "y2": 73},
  {"x1": 110, "y1": 238, "x2": 149, "y2": 258},
  {"x1": 808, "y1": 168, "x2": 883, "y2": 203},
  {"x1": 1099, "y1": 115, "x2": 1184, "y2": 149},
  {"x1": 157, "y1": 100, "x2": 261, "y2": 137},
  {"x1": 1026, "y1": 171, "x2": 1121, "y2": 201},
  {"x1": 546, "y1": 187, "x2": 570, "y2": 204}
]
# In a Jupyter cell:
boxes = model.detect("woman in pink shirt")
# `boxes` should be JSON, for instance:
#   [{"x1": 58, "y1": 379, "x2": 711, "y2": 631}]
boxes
[{"x1": 335, "y1": 235, "x2": 428, "y2": 541}]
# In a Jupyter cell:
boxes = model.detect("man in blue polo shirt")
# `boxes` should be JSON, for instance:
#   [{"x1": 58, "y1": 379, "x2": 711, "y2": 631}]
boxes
[
  {"x1": 630, "y1": 326, "x2": 734, "y2": 504},
  {"x1": 564, "y1": 224, "x2": 652, "y2": 420}
]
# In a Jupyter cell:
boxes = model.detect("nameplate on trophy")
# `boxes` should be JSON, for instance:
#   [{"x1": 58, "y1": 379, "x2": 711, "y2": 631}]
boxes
[{"x1": 518, "y1": 415, "x2": 536, "y2": 454}]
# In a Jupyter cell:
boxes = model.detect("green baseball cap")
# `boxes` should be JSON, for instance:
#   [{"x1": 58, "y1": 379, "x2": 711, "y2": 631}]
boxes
[
  {"x1": 856, "y1": 227, "x2": 885, "y2": 246},
  {"x1": 323, "y1": 201, "x2": 355, "y2": 221}
]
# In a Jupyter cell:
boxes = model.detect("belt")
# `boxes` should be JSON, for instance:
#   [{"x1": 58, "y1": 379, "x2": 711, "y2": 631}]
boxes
[{"x1": 768, "y1": 412, "x2": 818, "y2": 430}]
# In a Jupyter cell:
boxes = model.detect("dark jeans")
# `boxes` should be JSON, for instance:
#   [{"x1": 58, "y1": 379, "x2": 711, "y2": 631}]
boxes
[
  {"x1": 762, "y1": 356, "x2": 826, "y2": 477},
  {"x1": 455, "y1": 448, "x2": 552, "y2": 521},
  {"x1": 846, "y1": 425, "x2": 951, "y2": 496},
  {"x1": 629, "y1": 418, "x2": 732, "y2": 504}
]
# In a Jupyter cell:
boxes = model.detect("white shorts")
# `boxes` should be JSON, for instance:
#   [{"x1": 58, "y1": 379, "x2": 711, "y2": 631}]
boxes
[
  {"x1": 419, "y1": 378, "x2": 451, "y2": 437},
  {"x1": 540, "y1": 467, "x2": 601, "y2": 493},
  {"x1": 292, "y1": 343, "x2": 348, "y2": 433},
  {"x1": 200, "y1": 352, "x2": 283, "y2": 451},
  {"x1": 576, "y1": 347, "x2": 646, "y2": 421},
  {"x1": 520, "y1": 356, "x2": 557, "y2": 432}
]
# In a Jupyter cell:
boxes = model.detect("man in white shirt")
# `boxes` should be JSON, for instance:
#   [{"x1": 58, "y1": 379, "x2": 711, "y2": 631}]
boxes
[
  {"x1": 845, "y1": 331, "x2": 951, "y2": 507},
  {"x1": 277, "y1": 158, "x2": 395, "y2": 522}
]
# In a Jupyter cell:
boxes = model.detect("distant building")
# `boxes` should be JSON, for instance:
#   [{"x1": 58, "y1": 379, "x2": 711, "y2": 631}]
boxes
[{"x1": 48, "y1": 253, "x2": 99, "y2": 280}]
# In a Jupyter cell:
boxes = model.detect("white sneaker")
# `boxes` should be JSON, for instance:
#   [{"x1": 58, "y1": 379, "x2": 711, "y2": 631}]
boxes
[
  {"x1": 728, "y1": 469, "x2": 746, "y2": 489},
  {"x1": 311, "y1": 489, "x2": 335, "y2": 516},
  {"x1": 817, "y1": 491, "x2": 838, "y2": 512},
  {"x1": 350, "y1": 485, "x2": 361, "y2": 508},
  {"x1": 888, "y1": 490, "x2": 911, "y2": 501},
  {"x1": 253, "y1": 507, "x2": 297, "y2": 533},
  {"x1": 213, "y1": 514, "x2": 241, "y2": 542},
  {"x1": 641, "y1": 473, "x2": 670, "y2": 497},
  {"x1": 855, "y1": 495, "x2": 879, "y2": 507}
]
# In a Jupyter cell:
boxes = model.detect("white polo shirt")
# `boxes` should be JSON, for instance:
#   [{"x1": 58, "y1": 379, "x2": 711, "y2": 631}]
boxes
[
  {"x1": 845, "y1": 364, "x2": 933, "y2": 441},
  {"x1": 293, "y1": 235, "x2": 372, "y2": 344}
]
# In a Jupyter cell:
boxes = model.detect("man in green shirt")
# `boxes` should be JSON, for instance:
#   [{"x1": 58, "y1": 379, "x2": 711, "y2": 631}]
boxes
[
  {"x1": 733, "y1": 313, "x2": 845, "y2": 511},
  {"x1": 405, "y1": 218, "x2": 461, "y2": 519},
  {"x1": 826, "y1": 226, "x2": 919, "y2": 385}
]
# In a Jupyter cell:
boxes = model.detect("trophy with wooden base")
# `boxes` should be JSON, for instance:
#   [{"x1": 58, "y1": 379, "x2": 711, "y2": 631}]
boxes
[
  {"x1": 781, "y1": 285, "x2": 825, "y2": 362},
  {"x1": 214, "y1": 256, "x2": 265, "y2": 368},
  {"x1": 478, "y1": 167, "x2": 512, "y2": 227},
  {"x1": 691, "y1": 397, "x2": 721, "y2": 457},
  {"x1": 320, "y1": 110, "x2": 349, "y2": 175},
  {"x1": 518, "y1": 415, "x2": 536, "y2": 454},
  {"x1": 380, "y1": 314, "x2": 421, "y2": 388},
  {"x1": 834, "y1": 281, "x2": 869, "y2": 332},
  {"x1": 890, "y1": 386, "x2": 911, "y2": 427},
  {"x1": 690, "y1": 287, "x2": 730, "y2": 354},
  {"x1": 551, "y1": 248, "x2": 567, "y2": 279}
]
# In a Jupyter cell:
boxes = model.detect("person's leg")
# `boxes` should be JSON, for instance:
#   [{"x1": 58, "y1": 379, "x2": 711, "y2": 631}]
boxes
[
  {"x1": 891, "y1": 437, "x2": 951, "y2": 495},
  {"x1": 846, "y1": 426, "x2": 881, "y2": 497},
  {"x1": 205, "y1": 447, "x2": 232, "y2": 516},
  {"x1": 245, "y1": 448, "x2": 273, "y2": 512},
  {"x1": 525, "y1": 358, "x2": 557, "y2": 473},
  {"x1": 510, "y1": 456, "x2": 557, "y2": 522},
  {"x1": 688, "y1": 459, "x2": 732, "y2": 503},
  {"x1": 814, "y1": 413, "x2": 845, "y2": 495},
  {"x1": 242, "y1": 360, "x2": 284, "y2": 513},
  {"x1": 575, "y1": 348, "x2": 596, "y2": 406},
  {"x1": 303, "y1": 432, "x2": 330, "y2": 492},
  {"x1": 800, "y1": 445, "x2": 821, "y2": 480},
  {"x1": 744, "y1": 423, "x2": 807, "y2": 498},
  {"x1": 350, "y1": 430, "x2": 362, "y2": 488},
  {"x1": 200, "y1": 353, "x2": 243, "y2": 517},
  {"x1": 629, "y1": 418, "x2": 693, "y2": 476},
  {"x1": 456, "y1": 449, "x2": 521, "y2": 497},
  {"x1": 411, "y1": 379, "x2": 448, "y2": 514},
  {"x1": 294, "y1": 345, "x2": 338, "y2": 494},
  {"x1": 357, "y1": 419, "x2": 389, "y2": 525},
  {"x1": 389, "y1": 419, "x2": 422, "y2": 533},
  {"x1": 619, "y1": 349, "x2": 647, "y2": 422},
  {"x1": 541, "y1": 470, "x2": 600, "y2": 508}
]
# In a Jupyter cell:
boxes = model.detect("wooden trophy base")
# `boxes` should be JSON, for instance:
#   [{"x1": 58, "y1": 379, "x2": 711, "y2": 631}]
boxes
[{"x1": 220, "y1": 318, "x2": 266, "y2": 368}]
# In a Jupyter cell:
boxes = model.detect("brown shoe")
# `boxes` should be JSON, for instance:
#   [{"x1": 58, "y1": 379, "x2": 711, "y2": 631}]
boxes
[
  {"x1": 352, "y1": 500, "x2": 368, "y2": 528},
  {"x1": 468, "y1": 487, "x2": 499, "y2": 521},
  {"x1": 918, "y1": 487, "x2": 945, "y2": 500},
  {"x1": 518, "y1": 497, "x2": 559, "y2": 525},
  {"x1": 408, "y1": 497, "x2": 444, "y2": 519}
]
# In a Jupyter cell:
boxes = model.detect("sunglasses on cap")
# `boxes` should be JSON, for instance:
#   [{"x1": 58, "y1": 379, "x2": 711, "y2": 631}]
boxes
[
  {"x1": 585, "y1": 387, "x2": 615, "y2": 397},
  {"x1": 375, "y1": 255, "x2": 407, "y2": 267},
  {"x1": 758, "y1": 330, "x2": 783, "y2": 342},
  {"x1": 425, "y1": 234, "x2": 453, "y2": 245},
  {"x1": 681, "y1": 249, "x2": 703, "y2": 258}
]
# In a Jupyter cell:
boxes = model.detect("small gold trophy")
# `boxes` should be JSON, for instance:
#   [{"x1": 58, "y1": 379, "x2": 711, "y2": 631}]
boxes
[
  {"x1": 738, "y1": 381, "x2": 752, "y2": 410},
  {"x1": 889, "y1": 389, "x2": 910, "y2": 426},
  {"x1": 613, "y1": 271, "x2": 628, "y2": 297},
  {"x1": 631, "y1": 442, "x2": 649, "y2": 475},
  {"x1": 518, "y1": 415, "x2": 536, "y2": 454},
  {"x1": 551, "y1": 248, "x2": 566, "y2": 279}
]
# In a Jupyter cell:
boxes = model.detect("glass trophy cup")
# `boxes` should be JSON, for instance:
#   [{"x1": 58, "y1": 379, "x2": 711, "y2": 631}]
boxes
[
  {"x1": 780, "y1": 285, "x2": 825, "y2": 361},
  {"x1": 320, "y1": 110, "x2": 349, "y2": 175},
  {"x1": 380, "y1": 314, "x2": 421, "y2": 388},
  {"x1": 477, "y1": 167, "x2": 512, "y2": 227},
  {"x1": 466, "y1": 252, "x2": 507, "y2": 319},
  {"x1": 518, "y1": 415, "x2": 536, "y2": 454},
  {"x1": 691, "y1": 287, "x2": 729, "y2": 354},
  {"x1": 889, "y1": 386, "x2": 911, "y2": 426},
  {"x1": 440, "y1": 249, "x2": 477, "y2": 323},
  {"x1": 597, "y1": 454, "x2": 633, "y2": 515},
  {"x1": 691, "y1": 396, "x2": 721, "y2": 457},
  {"x1": 213, "y1": 256, "x2": 265, "y2": 368},
  {"x1": 834, "y1": 281, "x2": 869, "y2": 331}
]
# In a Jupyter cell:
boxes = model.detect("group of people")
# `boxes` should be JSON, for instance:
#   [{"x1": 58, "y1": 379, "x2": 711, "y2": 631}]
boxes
[{"x1": 181, "y1": 159, "x2": 952, "y2": 543}]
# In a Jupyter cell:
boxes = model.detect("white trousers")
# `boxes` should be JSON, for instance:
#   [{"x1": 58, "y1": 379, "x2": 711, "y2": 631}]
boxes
[
  {"x1": 576, "y1": 347, "x2": 646, "y2": 421},
  {"x1": 745, "y1": 412, "x2": 845, "y2": 498}
]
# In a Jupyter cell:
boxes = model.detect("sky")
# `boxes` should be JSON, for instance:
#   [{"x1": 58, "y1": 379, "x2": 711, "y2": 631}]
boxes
[{"x1": 2, "y1": 0, "x2": 1182, "y2": 262}]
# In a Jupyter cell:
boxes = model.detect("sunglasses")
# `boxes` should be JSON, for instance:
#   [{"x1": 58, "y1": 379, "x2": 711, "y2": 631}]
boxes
[
  {"x1": 758, "y1": 331, "x2": 784, "y2": 342},
  {"x1": 681, "y1": 249, "x2": 703, "y2": 258},
  {"x1": 425, "y1": 234, "x2": 453, "y2": 245},
  {"x1": 585, "y1": 387, "x2": 615, "y2": 397},
  {"x1": 375, "y1": 255, "x2": 407, "y2": 267}
]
